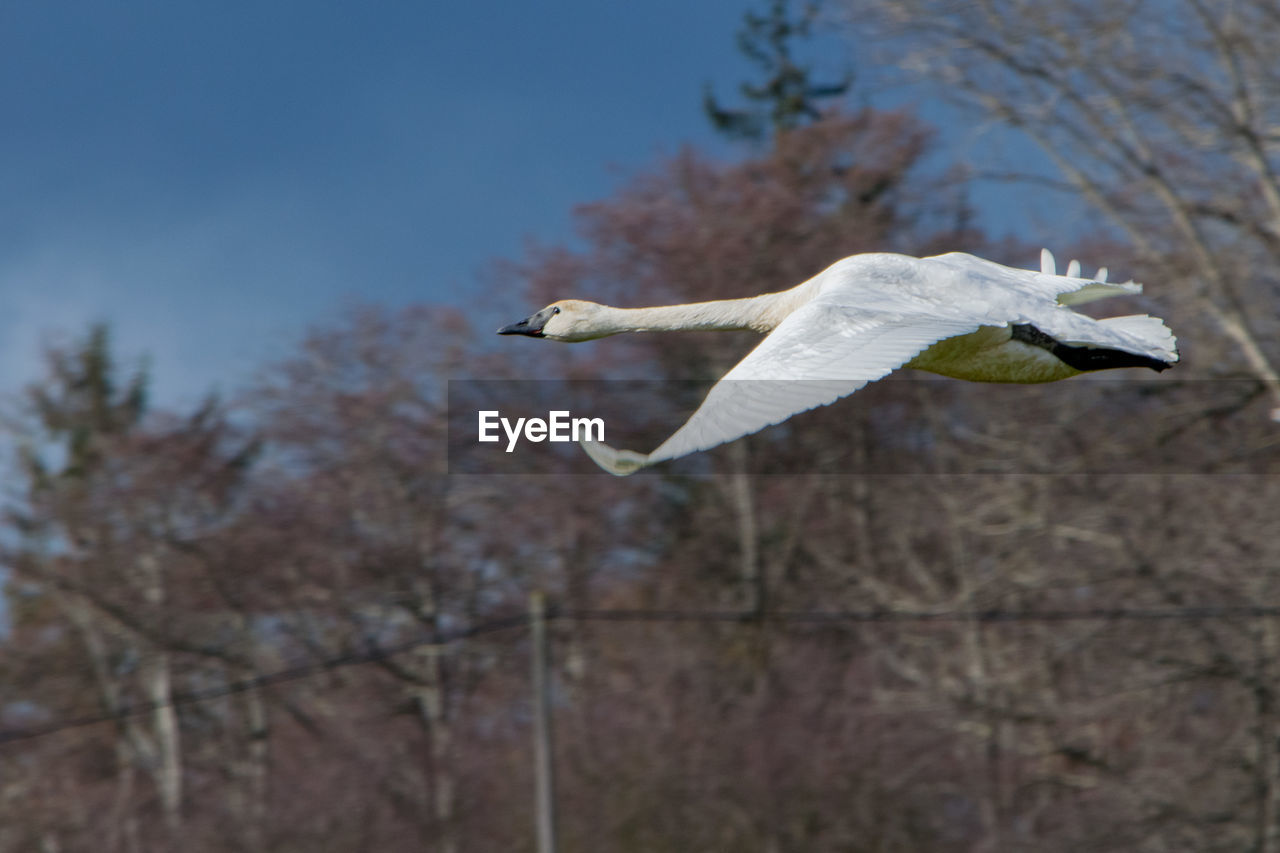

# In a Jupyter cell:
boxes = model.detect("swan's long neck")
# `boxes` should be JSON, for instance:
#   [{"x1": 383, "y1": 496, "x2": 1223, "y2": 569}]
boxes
[{"x1": 605, "y1": 289, "x2": 805, "y2": 335}]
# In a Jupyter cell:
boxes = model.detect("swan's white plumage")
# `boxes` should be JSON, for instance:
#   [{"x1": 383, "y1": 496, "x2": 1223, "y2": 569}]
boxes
[
  {"x1": 643, "y1": 309, "x2": 978, "y2": 466},
  {"x1": 1096, "y1": 314, "x2": 1178, "y2": 352},
  {"x1": 503, "y1": 249, "x2": 1177, "y2": 476}
]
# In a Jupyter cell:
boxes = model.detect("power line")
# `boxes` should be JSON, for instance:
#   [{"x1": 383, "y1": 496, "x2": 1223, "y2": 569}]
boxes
[
  {"x1": 0, "y1": 612, "x2": 529, "y2": 747},
  {"x1": 4, "y1": 603, "x2": 1279, "y2": 747},
  {"x1": 556, "y1": 605, "x2": 1280, "y2": 624}
]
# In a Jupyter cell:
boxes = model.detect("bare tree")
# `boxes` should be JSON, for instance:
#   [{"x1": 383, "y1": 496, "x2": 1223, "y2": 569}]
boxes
[
  {"x1": 1, "y1": 326, "x2": 260, "y2": 851},
  {"x1": 844, "y1": 0, "x2": 1280, "y2": 417},
  {"x1": 9, "y1": 17, "x2": 1280, "y2": 845}
]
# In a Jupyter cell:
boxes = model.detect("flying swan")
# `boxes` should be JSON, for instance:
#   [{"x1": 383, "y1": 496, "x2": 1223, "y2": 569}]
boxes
[{"x1": 498, "y1": 250, "x2": 1178, "y2": 475}]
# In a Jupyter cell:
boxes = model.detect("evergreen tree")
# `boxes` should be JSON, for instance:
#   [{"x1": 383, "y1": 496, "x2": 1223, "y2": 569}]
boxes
[
  {"x1": 19, "y1": 322, "x2": 148, "y2": 488},
  {"x1": 704, "y1": 0, "x2": 852, "y2": 141}
]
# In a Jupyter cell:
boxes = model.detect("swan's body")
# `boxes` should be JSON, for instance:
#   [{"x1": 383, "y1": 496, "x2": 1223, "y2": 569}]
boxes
[{"x1": 498, "y1": 250, "x2": 1178, "y2": 475}]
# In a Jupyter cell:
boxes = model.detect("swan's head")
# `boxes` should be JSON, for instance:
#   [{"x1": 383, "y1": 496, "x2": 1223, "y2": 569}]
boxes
[{"x1": 497, "y1": 300, "x2": 612, "y2": 342}]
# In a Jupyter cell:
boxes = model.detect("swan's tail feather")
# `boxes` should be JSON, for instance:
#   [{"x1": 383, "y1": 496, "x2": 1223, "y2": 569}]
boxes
[
  {"x1": 1097, "y1": 314, "x2": 1179, "y2": 364},
  {"x1": 579, "y1": 438, "x2": 650, "y2": 476},
  {"x1": 1047, "y1": 313, "x2": 1177, "y2": 373}
]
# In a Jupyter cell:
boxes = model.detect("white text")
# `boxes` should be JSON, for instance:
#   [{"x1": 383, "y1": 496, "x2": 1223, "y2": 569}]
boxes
[{"x1": 478, "y1": 410, "x2": 605, "y2": 452}]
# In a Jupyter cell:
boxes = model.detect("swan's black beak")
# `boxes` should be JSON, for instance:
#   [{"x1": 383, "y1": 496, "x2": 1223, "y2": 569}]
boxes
[
  {"x1": 497, "y1": 307, "x2": 552, "y2": 338},
  {"x1": 497, "y1": 318, "x2": 542, "y2": 337}
]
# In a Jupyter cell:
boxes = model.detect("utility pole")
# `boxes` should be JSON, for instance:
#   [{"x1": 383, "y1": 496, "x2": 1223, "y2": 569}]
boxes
[{"x1": 530, "y1": 591, "x2": 558, "y2": 853}]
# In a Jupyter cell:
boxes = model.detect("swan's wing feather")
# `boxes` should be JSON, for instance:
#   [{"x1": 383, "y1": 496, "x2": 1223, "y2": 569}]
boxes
[
  {"x1": 927, "y1": 251, "x2": 1141, "y2": 307},
  {"x1": 641, "y1": 304, "x2": 979, "y2": 465},
  {"x1": 1055, "y1": 278, "x2": 1141, "y2": 306},
  {"x1": 1040, "y1": 248, "x2": 1057, "y2": 275}
]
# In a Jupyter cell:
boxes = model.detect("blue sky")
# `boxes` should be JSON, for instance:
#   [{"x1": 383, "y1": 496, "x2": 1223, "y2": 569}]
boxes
[
  {"x1": 0, "y1": 2, "x2": 1060, "y2": 409},
  {"x1": 0, "y1": 1, "x2": 771, "y2": 405}
]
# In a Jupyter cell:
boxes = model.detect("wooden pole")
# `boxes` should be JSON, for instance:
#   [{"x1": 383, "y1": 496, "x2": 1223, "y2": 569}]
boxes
[{"x1": 530, "y1": 591, "x2": 558, "y2": 853}]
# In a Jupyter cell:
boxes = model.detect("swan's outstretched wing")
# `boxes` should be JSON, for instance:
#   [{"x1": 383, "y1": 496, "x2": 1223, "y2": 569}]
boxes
[
  {"x1": 1037, "y1": 248, "x2": 1145, "y2": 306},
  {"x1": 926, "y1": 249, "x2": 1140, "y2": 309},
  {"x1": 581, "y1": 303, "x2": 980, "y2": 475}
]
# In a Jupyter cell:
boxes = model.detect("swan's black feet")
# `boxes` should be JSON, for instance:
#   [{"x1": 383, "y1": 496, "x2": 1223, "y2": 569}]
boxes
[{"x1": 1011, "y1": 323, "x2": 1171, "y2": 373}]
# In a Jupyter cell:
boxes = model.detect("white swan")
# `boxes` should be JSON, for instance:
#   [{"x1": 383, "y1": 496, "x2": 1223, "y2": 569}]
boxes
[{"x1": 498, "y1": 250, "x2": 1178, "y2": 475}]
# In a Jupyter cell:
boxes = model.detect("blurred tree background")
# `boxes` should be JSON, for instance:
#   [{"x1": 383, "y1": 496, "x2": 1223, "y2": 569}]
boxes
[{"x1": 3, "y1": 1, "x2": 1280, "y2": 851}]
